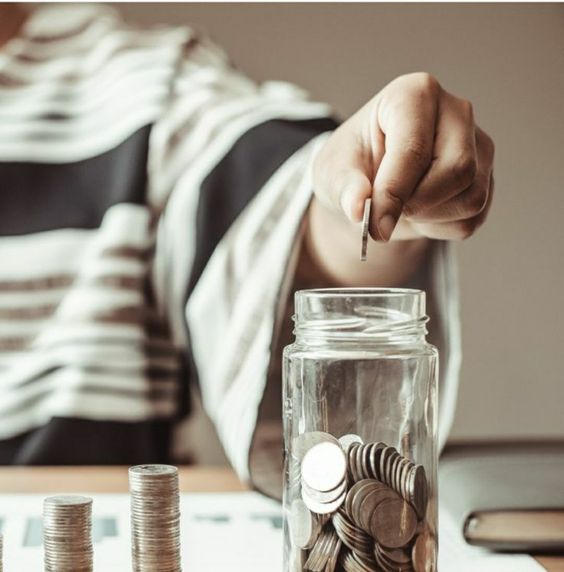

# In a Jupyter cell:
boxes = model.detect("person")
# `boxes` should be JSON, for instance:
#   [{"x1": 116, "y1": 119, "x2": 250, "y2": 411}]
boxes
[{"x1": 0, "y1": 4, "x2": 494, "y2": 496}]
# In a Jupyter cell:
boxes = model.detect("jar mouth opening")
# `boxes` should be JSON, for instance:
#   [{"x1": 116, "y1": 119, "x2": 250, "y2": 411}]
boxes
[{"x1": 293, "y1": 288, "x2": 427, "y2": 341}]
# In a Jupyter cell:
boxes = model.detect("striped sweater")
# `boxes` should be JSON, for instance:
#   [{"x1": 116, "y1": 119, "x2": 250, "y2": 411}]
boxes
[{"x1": 0, "y1": 5, "x2": 461, "y2": 490}]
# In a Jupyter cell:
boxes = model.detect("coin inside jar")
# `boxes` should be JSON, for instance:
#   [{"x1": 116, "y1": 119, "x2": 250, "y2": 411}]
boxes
[
  {"x1": 289, "y1": 499, "x2": 321, "y2": 549},
  {"x1": 301, "y1": 442, "x2": 347, "y2": 493},
  {"x1": 369, "y1": 498, "x2": 418, "y2": 549},
  {"x1": 338, "y1": 434, "x2": 364, "y2": 451},
  {"x1": 303, "y1": 488, "x2": 347, "y2": 516},
  {"x1": 412, "y1": 529, "x2": 437, "y2": 572},
  {"x1": 292, "y1": 431, "x2": 340, "y2": 462}
]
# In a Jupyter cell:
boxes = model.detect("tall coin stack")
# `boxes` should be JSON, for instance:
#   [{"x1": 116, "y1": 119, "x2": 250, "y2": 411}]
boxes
[
  {"x1": 288, "y1": 432, "x2": 436, "y2": 572},
  {"x1": 43, "y1": 495, "x2": 93, "y2": 572},
  {"x1": 129, "y1": 464, "x2": 182, "y2": 572}
]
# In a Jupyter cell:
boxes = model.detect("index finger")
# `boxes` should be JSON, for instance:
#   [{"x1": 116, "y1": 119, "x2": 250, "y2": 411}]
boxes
[{"x1": 373, "y1": 87, "x2": 438, "y2": 240}]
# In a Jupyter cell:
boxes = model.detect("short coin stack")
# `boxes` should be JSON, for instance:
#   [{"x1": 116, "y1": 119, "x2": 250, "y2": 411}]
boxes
[
  {"x1": 129, "y1": 464, "x2": 182, "y2": 572},
  {"x1": 288, "y1": 432, "x2": 436, "y2": 572},
  {"x1": 43, "y1": 495, "x2": 93, "y2": 572}
]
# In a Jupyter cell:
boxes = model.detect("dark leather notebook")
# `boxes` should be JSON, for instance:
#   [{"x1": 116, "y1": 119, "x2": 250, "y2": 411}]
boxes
[{"x1": 440, "y1": 442, "x2": 564, "y2": 553}]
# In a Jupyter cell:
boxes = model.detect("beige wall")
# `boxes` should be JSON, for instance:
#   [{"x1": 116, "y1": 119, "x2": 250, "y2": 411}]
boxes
[{"x1": 117, "y1": 3, "x2": 564, "y2": 442}]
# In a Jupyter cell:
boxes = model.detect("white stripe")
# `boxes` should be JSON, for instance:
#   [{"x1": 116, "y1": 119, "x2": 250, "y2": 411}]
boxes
[
  {"x1": 1, "y1": 24, "x2": 187, "y2": 82},
  {"x1": 0, "y1": 63, "x2": 173, "y2": 121},
  {"x1": 0, "y1": 103, "x2": 161, "y2": 163},
  {"x1": 0, "y1": 46, "x2": 177, "y2": 110},
  {"x1": 0, "y1": 368, "x2": 177, "y2": 409},
  {"x1": 0, "y1": 290, "x2": 67, "y2": 310},
  {"x1": 0, "y1": 344, "x2": 178, "y2": 371},
  {"x1": 0, "y1": 347, "x2": 179, "y2": 391},
  {"x1": 186, "y1": 134, "x2": 328, "y2": 479},
  {"x1": 29, "y1": 322, "x2": 167, "y2": 348},
  {"x1": 0, "y1": 204, "x2": 151, "y2": 279},
  {"x1": 0, "y1": 371, "x2": 177, "y2": 440},
  {"x1": 152, "y1": 100, "x2": 331, "y2": 343},
  {"x1": 19, "y1": 4, "x2": 118, "y2": 48},
  {"x1": 0, "y1": 81, "x2": 167, "y2": 137}
]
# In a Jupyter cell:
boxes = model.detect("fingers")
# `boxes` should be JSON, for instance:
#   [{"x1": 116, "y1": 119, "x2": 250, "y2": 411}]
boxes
[
  {"x1": 312, "y1": 119, "x2": 381, "y2": 223},
  {"x1": 312, "y1": 71, "x2": 495, "y2": 246},
  {"x1": 372, "y1": 73, "x2": 440, "y2": 241},
  {"x1": 406, "y1": 127, "x2": 494, "y2": 224},
  {"x1": 412, "y1": 170, "x2": 495, "y2": 241},
  {"x1": 406, "y1": 93, "x2": 477, "y2": 213}
]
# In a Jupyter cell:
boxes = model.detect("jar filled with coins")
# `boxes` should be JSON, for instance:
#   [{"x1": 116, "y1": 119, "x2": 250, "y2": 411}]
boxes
[{"x1": 282, "y1": 289, "x2": 438, "y2": 572}]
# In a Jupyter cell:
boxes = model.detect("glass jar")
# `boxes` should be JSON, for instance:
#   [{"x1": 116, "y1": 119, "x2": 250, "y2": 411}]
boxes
[{"x1": 282, "y1": 288, "x2": 438, "y2": 572}]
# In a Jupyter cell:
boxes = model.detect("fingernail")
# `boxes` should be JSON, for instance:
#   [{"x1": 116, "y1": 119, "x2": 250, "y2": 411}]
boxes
[
  {"x1": 378, "y1": 214, "x2": 397, "y2": 241},
  {"x1": 340, "y1": 187, "x2": 356, "y2": 221}
]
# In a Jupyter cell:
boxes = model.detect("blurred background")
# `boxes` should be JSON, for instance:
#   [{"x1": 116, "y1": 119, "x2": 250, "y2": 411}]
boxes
[{"x1": 116, "y1": 3, "x2": 564, "y2": 449}]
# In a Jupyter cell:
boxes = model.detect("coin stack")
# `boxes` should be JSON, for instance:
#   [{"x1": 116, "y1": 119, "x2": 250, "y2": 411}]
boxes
[
  {"x1": 129, "y1": 464, "x2": 182, "y2": 572},
  {"x1": 43, "y1": 495, "x2": 93, "y2": 572},
  {"x1": 287, "y1": 432, "x2": 436, "y2": 572}
]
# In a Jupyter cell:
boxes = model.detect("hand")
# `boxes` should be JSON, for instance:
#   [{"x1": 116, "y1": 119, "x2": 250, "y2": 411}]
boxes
[{"x1": 313, "y1": 72, "x2": 495, "y2": 242}]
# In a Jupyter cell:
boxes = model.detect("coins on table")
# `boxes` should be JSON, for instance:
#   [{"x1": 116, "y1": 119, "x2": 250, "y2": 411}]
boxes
[
  {"x1": 129, "y1": 464, "x2": 182, "y2": 572},
  {"x1": 43, "y1": 495, "x2": 93, "y2": 572},
  {"x1": 361, "y1": 198, "x2": 372, "y2": 261},
  {"x1": 288, "y1": 431, "x2": 435, "y2": 571}
]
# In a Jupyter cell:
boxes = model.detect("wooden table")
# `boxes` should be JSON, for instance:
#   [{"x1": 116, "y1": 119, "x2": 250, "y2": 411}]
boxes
[{"x1": 0, "y1": 466, "x2": 561, "y2": 571}]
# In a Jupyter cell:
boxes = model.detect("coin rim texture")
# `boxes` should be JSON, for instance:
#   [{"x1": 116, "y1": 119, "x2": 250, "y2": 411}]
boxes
[{"x1": 361, "y1": 198, "x2": 371, "y2": 261}]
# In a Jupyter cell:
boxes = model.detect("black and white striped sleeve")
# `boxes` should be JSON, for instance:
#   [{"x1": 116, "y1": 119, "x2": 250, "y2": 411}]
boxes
[{"x1": 148, "y1": 33, "x2": 338, "y2": 482}]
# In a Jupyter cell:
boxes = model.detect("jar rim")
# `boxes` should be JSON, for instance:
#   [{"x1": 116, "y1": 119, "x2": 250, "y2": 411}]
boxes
[{"x1": 296, "y1": 287, "x2": 423, "y2": 298}]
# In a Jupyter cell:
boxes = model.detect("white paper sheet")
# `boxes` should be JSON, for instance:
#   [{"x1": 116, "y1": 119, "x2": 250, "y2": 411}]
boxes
[{"x1": 0, "y1": 492, "x2": 545, "y2": 571}]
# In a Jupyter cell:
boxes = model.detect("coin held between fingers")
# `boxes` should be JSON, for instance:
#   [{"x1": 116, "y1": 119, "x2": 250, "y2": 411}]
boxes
[{"x1": 360, "y1": 198, "x2": 371, "y2": 261}]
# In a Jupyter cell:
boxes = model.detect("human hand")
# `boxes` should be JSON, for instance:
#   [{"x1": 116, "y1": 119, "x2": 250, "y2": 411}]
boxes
[{"x1": 313, "y1": 73, "x2": 495, "y2": 242}]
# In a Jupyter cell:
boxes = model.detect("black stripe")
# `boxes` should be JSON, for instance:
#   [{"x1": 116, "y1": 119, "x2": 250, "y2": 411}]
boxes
[
  {"x1": 0, "y1": 125, "x2": 152, "y2": 236},
  {"x1": 0, "y1": 417, "x2": 174, "y2": 465},
  {"x1": 187, "y1": 116, "x2": 337, "y2": 294},
  {"x1": 181, "y1": 116, "x2": 337, "y2": 417}
]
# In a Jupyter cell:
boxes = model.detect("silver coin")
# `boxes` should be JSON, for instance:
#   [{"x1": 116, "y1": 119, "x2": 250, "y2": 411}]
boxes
[
  {"x1": 338, "y1": 434, "x2": 363, "y2": 451},
  {"x1": 292, "y1": 431, "x2": 340, "y2": 461},
  {"x1": 302, "y1": 442, "x2": 347, "y2": 493},
  {"x1": 360, "y1": 198, "x2": 371, "y2": 261},
  {"x1": 302, "y1": 476, "x2": 347, "y2": 504},
  {"x1": 303, "y1": 488, "x2": 347, "y2": 516},
  {"x1": 289, "y1": 499, "x2": 321, "y2": 549}
]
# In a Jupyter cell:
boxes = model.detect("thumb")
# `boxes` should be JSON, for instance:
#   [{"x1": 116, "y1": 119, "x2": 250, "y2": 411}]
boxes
[{"x1": 313, "y1": 125, "x2": 382, "y2": 226}]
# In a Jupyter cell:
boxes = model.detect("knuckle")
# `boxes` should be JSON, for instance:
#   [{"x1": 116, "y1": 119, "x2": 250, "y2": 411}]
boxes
[
  {"x1": 484, "y1": 133, "x2": 496, "y2": 159},
  {"x1": 411, "y1": 72, "x2": 441, "y2": 97},
  {"x1": 402, "y1": 200, "x2": 421, "y2": 218},
  {"x1": 450, "y1": 152, "x2": 477, "y2": 189},
  {"x1": 453, "y1": 219, "x2": 477, "y2": 241},
  {"x1": 459, "y1": 98, "x2": 475, "y2": 121},
  {"x1": 382, "y1": 184, "x2": 405, "y2": 211},
  {"x1": 477, "y1": 127, "x2": 496, "y2": 159},
  {"x1": 464, "y1": 188, "x2": 488, "y2": 216},
  {"x1": 405, "y1": 138, "x2": 433, "y2": 169}
]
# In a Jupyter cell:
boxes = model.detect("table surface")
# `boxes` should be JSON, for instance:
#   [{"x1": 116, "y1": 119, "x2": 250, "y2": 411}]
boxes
[{"x1": 0, "y1": 466, "x2": 561, "y2": 572}]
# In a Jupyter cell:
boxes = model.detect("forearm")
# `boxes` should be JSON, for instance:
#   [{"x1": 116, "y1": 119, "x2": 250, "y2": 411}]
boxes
[{"x1": 304, "y1": 196, "x2": 430, "y2": 288}]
